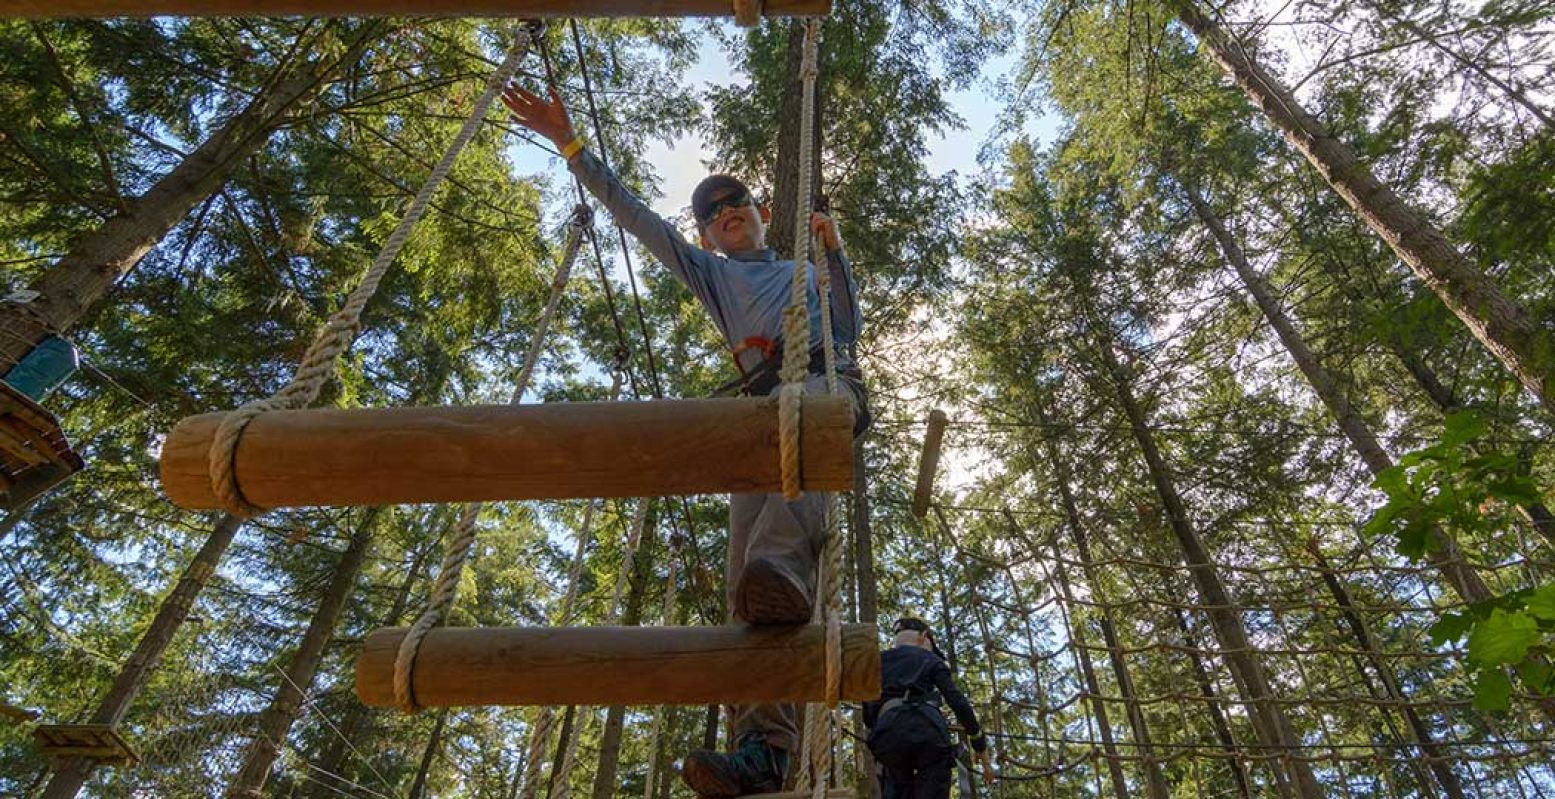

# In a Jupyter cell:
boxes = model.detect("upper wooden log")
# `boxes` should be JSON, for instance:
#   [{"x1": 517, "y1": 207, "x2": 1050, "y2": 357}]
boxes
[
  {"x1": 1, "y1": 0, "x2": 830, "y2": 17},
  {"x1": 160, "y1": 396, "x2": 854, "y2": 510},
  {"x1": 356, "y1": 623, "x2": 881, "y2": 707},
  {"x1": 910, "y1": 408, "x2": 947, "y2": 518}
]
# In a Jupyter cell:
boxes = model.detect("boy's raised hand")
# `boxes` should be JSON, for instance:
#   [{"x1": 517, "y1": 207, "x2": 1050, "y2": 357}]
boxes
[
  {"x1": 502, "y1": 82, "x2": 576, "y2": 149},
  {"x1": 809, "y1": 211, "x2": 843, "y2": 251}
]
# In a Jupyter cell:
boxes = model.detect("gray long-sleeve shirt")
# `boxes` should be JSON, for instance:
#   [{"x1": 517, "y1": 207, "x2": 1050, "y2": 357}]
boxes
[{"x1": 568, "y1": 150, "x2": 861, "y2": 374}]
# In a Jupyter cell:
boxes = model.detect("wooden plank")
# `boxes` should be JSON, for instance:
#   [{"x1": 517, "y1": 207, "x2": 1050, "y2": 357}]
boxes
[
  {"x1": 161, "y1": 396, "x2": 855, "y2": 510},
  {"x1": 1, "y1": 0, "x2": 831, "y2": 18},
  {"x1": 909, "y1": 408, "x2": 947, "y2": 518},
  {"x1": 32, "y1": 724, "x2": 138, "y2": 765},
  {"x1": 356, "y1": 623, "x2": 880, "y2": 708}
]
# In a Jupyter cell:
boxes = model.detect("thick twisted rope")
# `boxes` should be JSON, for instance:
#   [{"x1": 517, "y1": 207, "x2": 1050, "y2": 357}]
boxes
[
  {"x1": 208, "y1": 27, "x2": 539, "y2": 519},
  {"x1": 777, "y1": 16, "x2": 823, "y2": 503},
  {"x1": 393, "y1": 206, "x2": 591, "y2": 713}
]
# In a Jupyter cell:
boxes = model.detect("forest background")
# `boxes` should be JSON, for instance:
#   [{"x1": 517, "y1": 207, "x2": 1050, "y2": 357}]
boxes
[{"x1": 0, "y1": 0, "x2": 1552, "y2": 796}]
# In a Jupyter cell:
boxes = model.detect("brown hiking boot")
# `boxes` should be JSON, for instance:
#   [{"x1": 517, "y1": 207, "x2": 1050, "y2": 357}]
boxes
[
  {"x1": 681, "y1": 733, "x2": 789, "y2": 797},
  {"x1": 734, "y1": 557, "x2": 812, "y2": 625}
]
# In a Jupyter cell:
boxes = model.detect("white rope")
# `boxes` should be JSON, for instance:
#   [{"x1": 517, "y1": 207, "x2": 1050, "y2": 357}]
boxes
[
  {"x1": 208, "y1": 27, "x2": 540, "y2": 519},
  {"x1": 393, "y1": 205, "x2": 591, "y2": 713},
  {"x1": 777, "y1": 16, "x2": 824, "y2": 503}
]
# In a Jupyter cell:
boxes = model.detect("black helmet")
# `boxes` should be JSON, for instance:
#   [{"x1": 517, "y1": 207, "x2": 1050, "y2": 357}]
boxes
[{"x1": 893, "y1": 617, "x2": 933, "y2": 636}]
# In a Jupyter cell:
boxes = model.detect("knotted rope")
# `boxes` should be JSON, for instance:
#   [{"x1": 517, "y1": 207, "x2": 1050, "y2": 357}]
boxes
[
  {"x1": 393, "y1": 205, "x2": 592, "y2": 713},
  {"x1": 775, "y1": 18, "x2": 848, "y2": 799},
  {"x1": 207, "y1": 26, "x2": 540, "y2": 519}
]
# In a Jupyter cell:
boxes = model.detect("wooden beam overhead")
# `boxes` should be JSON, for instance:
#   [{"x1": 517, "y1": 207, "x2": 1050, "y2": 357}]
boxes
[
  {"x1": 356, "y1": 623, "x2": 881, "y2": 707},
  {"x1": 1, "y1": 0, "x2": 831, "y2": 18},
  {"x1": 160, "y1": 395, "x2": 855, "y2": 510}
]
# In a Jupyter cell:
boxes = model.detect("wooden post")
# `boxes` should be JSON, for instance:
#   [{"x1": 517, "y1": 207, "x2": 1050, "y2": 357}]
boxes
[
  {"x1": 356, "y1": 624, "x2": 880, "y2": 708},
  {"x1": 161, "y1": 396, "x2": 855, "y2": 510},
  {"x1": 909, "y1": 409, "x2": 947, "y2": 518},
  {"x1": 1, "y1": 0, "x2": 831, "y2": 17}
]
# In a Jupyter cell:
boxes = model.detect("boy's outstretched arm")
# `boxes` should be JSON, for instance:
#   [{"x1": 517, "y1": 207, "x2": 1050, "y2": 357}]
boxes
[
  {"x1": 503, "y1": 83, "x2": 717, "y2": 299},
  {"x1": 811, "y1": 213, "x2": 863, "y2": 346}
]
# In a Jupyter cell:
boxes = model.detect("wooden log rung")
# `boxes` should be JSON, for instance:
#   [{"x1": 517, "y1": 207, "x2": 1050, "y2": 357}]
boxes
[
  {"x1": 357, "y1": 624, "x2": 880, "y2": 708},
  {"x1": 33, "y1": 724, "x2": 139, "y2": 766},
  {"x1": 1, "y1": 0, "x2": 832, "y2": 18},
  {"x1": 910, "y1": 408, "x2": 947, "y2": 518},
  {"x1": 161, "y1": 396, "x2": 855, "y2": 510}
]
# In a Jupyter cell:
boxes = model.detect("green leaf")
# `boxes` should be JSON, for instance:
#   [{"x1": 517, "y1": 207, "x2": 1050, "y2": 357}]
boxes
[
  {"x1": 1429, "y1": 612, "x2": 1474, "y2": 645},
  {"x1": 1442, "y1": 411, "x2": 1486, "y2": 447},
  {"x1": 1527, "y1": 583, "x2": 1555, "y2": 622},
  {"x1": 1467, "y1": 609, "x2": 1540, "y2": 667},
  {"x1": 1473, "y1": 670, "x2": 1514, "y2": 713},
  {"x1": 1516, "y1": 659, "x2": 1555, "y2": 696},
  {"x1": 1372, "y1": 465, "x2": 1408, "y2": 497}
]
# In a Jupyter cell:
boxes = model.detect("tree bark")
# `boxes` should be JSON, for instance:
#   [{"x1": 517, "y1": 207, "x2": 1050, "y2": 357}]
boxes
[
  {"x1": 1193, "y1": 192, "x2": 1555, "y2": 720},
  {"x1": 225, "y1": 508, "x2": 381, "y2": 798},
  {"x1": 1094, "y1": 323, "x2": 1323, "y2": 799},
  {"x1": 408, "y1": 709, "x2": 448, "y2": 799},
  {"x1": 1169, "y1": 606, "x2": 1254, "y2": 799},
  {"x1": 0, "y1": 21, "x2": 380, "y2": 373},
  {"x1": 590, "y1": 505, "x2": 657, "y2": 799},
  {"x1": 305, "y1": 535, "x2": 435, "y2": 799},
  {"x1": 769, "y1": 19, "x2": 826, "y2": 260},
  {"x1": 41, "y1": 512, "x2": 244, "y2": 799},
  {"x1": 1189, "y1": 190, "x2": 1497, "y2": 599},
  {"x1": 1307, "y1": 542, "x2": 1466, "y2": 799},
  {"x1": 851, "y1": 442, "x2": 882, "y2": 799},
  {"x1": 1024, "y1": 520, "x2": 1130, "y2": 799},
  {"x1": 1169, "y1": 0, "x2": 1555, "y2": 416}
]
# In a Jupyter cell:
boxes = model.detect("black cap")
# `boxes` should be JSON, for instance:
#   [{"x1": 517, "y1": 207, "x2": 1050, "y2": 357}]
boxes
[
  {"x1": 893, "y1": 617, "x2": 932, "y2": 636},
  {"x1": 691, "y1": 173, "x2": 754, "y2": 224}
]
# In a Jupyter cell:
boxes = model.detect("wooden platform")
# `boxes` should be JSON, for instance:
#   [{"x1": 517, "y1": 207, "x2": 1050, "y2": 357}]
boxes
[
  {"x1": 357, "y1": 623, "x2": 880, "y2": 708},
  {"x1": 33, "y1": 724, "x2": 139, "y2": 766},
  {"x1": 1, "y1": 0, "x2": 831, "y2": 18},
  {"x1": 161, "y1": 395, "x2": 855, "y2": 510},
  {"x1": 0, "y1": 381, "x2": 84, "y2": 512}
]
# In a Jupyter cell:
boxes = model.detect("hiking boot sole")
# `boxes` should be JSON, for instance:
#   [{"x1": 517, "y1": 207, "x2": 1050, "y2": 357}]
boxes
[
  {"x1": 681, "y1": 751, "x2": 742, "y2": 798},
  {"x1": 734, "y1": 558, "x2": 812, "y2": 625}
]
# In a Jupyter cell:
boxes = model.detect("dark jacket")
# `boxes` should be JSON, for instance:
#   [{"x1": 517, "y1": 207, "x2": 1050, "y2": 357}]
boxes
[{"x1": 863, "y1": 644, "x2": 987, "y2": 752}]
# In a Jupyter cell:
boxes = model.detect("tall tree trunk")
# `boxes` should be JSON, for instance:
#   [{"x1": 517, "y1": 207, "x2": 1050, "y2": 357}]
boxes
[
  {"x1": 1307, "y1": 541, "x2": 1466, "y2": 799},
  {"x1": 1020, "y1": 397, "x2": 1171, "y2": 799},
  {"x1": 1168, "y1": 0, "x2": 1555, "y2": 415},
  {"x1": 1027, "y1": 521, "x2": 1131, "y2": 799},
  {"x1": 1192, "y1": 192, "x2": 1555, "y2": 720},
  {"x1": 547, "y1": 705, "x2": 578, "y2": 799},
  {"x1": 1093, "y1": 324, "x2": 1324, "y2": 799},
  {"x1": 41, "y1": 513, "x2": 244, "y2": 799},
  {"x1": 305, "y1": 537, "x2": 435, "y2": 799},
  {"x1": 1170, "y1": 606, "x2": 1254, "y2": 799},
  {"x1": 769, "y1": 19, "x2": 826, "y2": 260},
  {"x1": 225, "y1": 508, "x2": 380, "y2": 797},
  {"x1": 408, "y1": 709, "x2": 449, "y2": 799},
  {"x1": 590, "y1": 506, "x2": 657, "y2": 799},
  {"x1": 0, "y1": 21, "x2": 381, "y2": 373},
  {"x1": 1189, "y1": 190, "x2": 1497, "y2": 598},
  {"x1": 851, "y1": 442, "x2": 882, "y2": 799}
]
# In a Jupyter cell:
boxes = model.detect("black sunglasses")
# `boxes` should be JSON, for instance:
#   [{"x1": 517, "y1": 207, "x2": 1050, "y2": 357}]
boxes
[{"x1": 698, "y1": 190, "x2": 753, "y2": 225}]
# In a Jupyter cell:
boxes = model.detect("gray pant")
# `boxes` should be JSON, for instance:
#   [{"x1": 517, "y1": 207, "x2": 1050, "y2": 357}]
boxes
[{"x1": 728, "y1": 373, "x2": 865, "y2": 752}]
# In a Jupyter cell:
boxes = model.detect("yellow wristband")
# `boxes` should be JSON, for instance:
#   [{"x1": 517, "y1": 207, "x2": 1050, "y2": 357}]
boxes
[{"x1": 560, "y1": 137, "x2": 584, "y2": 161}]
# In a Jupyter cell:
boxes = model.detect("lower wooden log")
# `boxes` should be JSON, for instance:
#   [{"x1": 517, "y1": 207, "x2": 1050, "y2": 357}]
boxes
[
  {"x1": 910, "y1": 409, "x2": 947, "y2": 518},
  {"x1": 356, "y1": 624, "x2": 880, "y2": 708},
  {"x1": 160, "y1": 396, "x2": 855, "y2": 510}
]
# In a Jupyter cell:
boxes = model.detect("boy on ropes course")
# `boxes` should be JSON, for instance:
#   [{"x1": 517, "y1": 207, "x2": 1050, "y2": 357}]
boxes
[
  {"x1": 864, "y1": 618, "x2": 994, "y2": 799},
  {"x1": 503, "y1": 83, "x2": 868, "y2": 798}
]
